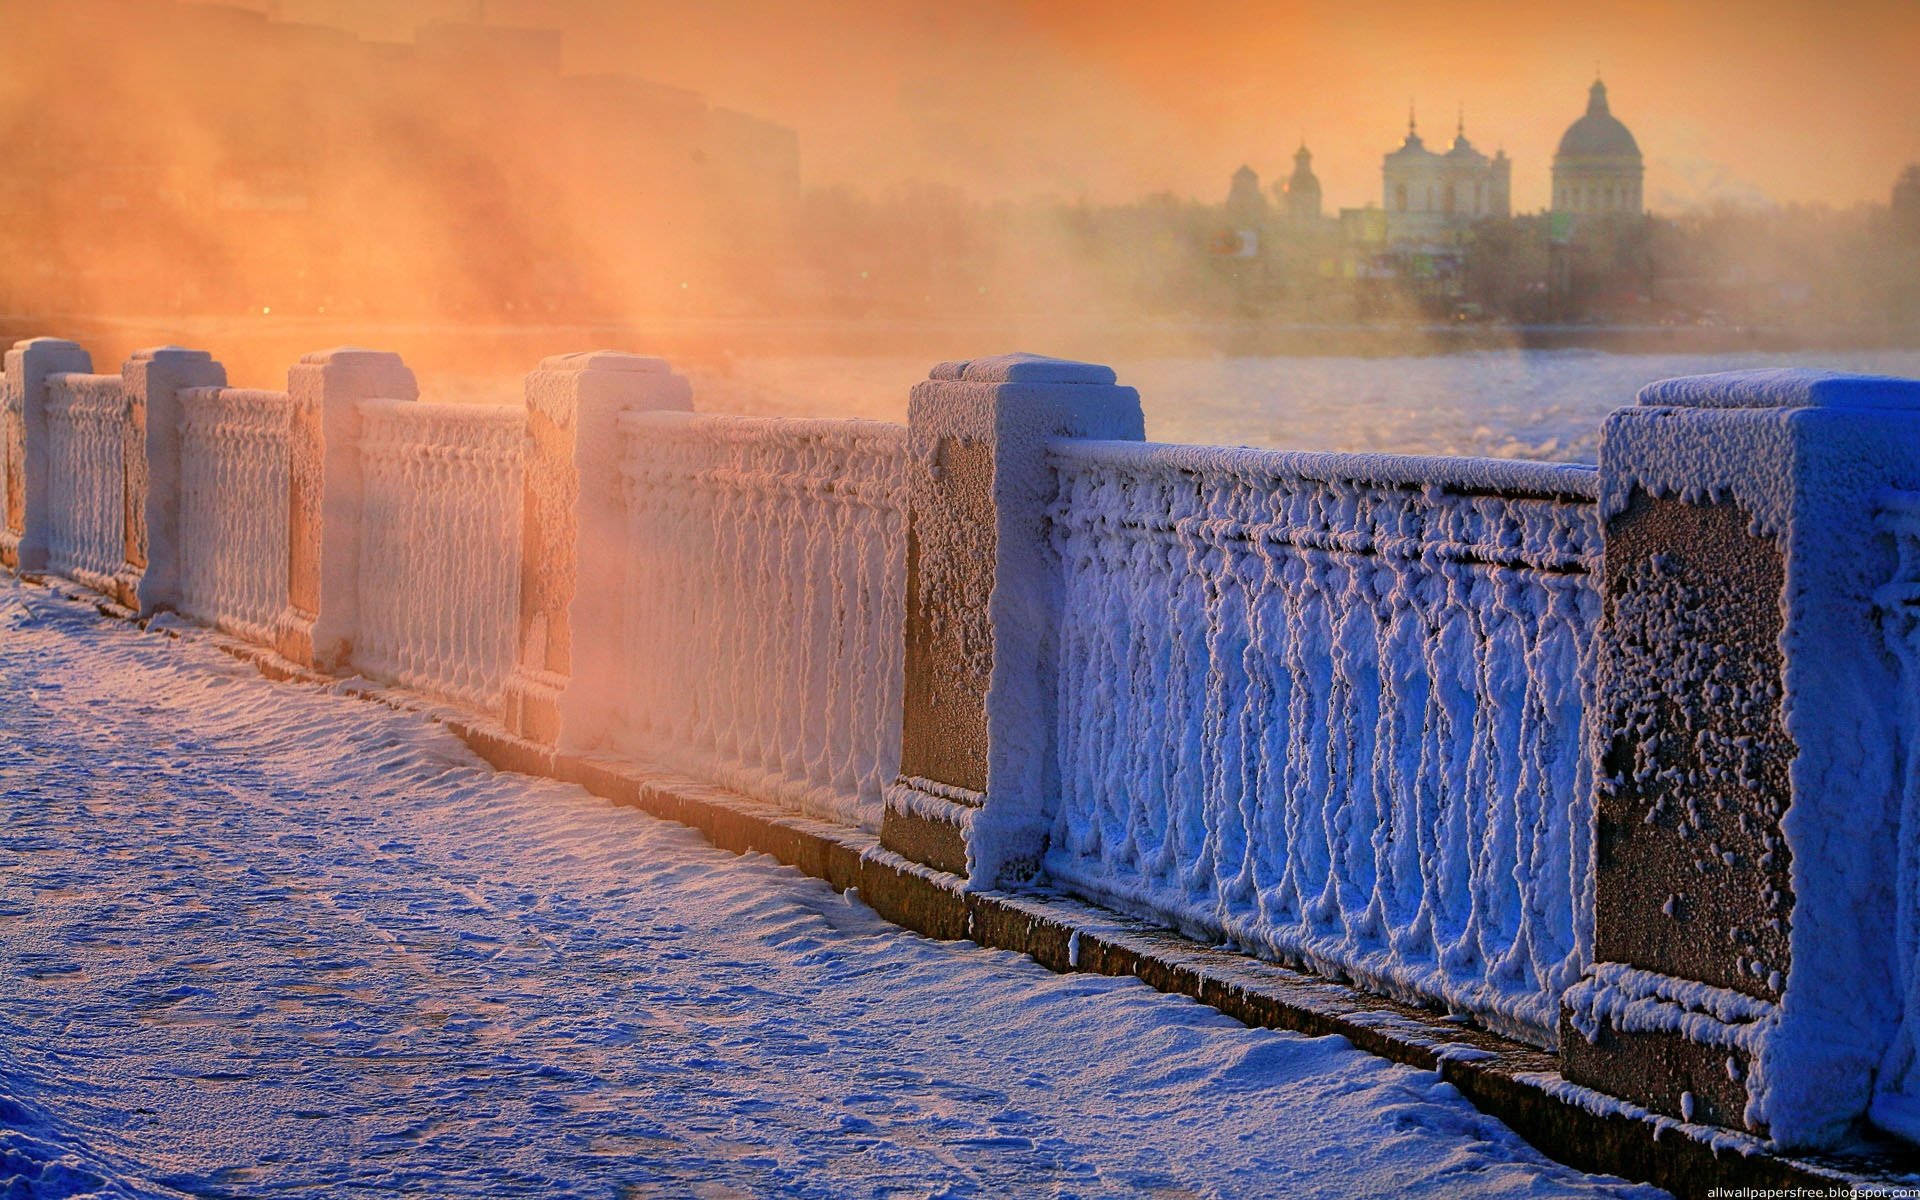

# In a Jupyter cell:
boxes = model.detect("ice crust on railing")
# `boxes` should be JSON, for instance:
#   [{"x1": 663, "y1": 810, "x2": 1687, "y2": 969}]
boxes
[
  {"x1": 0, "y1": 372, "x2": 17, "y2": 548},
  {"x1": 177, "y1": 388, "x2": 293, "y2": 647},
  {"x1": 44, "y1": 373, "x2": 129, "y2": 590},
  {"x1": 615, "y1": 412, "x2": 907, "y2": 829},
  {"x1": 1044, "y1": 439, "x2": 1602, "y2": 1045},
  {"x1": 356, "y1": 400, "x2": 525, "y2": 710}
]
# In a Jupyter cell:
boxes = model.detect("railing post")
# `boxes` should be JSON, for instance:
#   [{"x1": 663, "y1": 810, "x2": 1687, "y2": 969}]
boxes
[
  {"x1": 124, "y1": 346, "x2": 225, "y2": 615},
  {"x1": 1563, "y1": 369, "x2": 1920, "y2": 1149},
  {"x1": 880, "y1": 354, "x2": 1143, "y2": 885},
  {"x1": 2, "y1": 338, "x2": 91, "y2": 573},
  {"x1": 277, "y1": 348, "x2": 416, "y2": 671},
  {"x1": 503, "y1": 351, "x2": 690, "y2": 747}
]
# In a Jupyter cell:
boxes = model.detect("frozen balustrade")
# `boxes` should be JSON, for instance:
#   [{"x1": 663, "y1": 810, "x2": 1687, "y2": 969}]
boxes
[
  {"x1": 356, "y1": 400, "x2": 525, "y2": 710},
  {"x1": 614, "y1": 412, "x2": 907, "y2": 828},
  {"x1": 43, "y1": 372, "x2": 132, "y2": 596},
  {"x1": 18, "y1": 337, "x2": 1920, "y2": 1153},
  {"x1": 175, "y1": 388, "x2": 293, "y2": 647},
  {"x1": 1043, "y1": 440, "x2": 1601, "y2": 1045}
]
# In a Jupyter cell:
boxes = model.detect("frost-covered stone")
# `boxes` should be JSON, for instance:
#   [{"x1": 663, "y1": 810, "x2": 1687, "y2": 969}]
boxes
[
  {"x1": 2, "y1": 338, "x2": 91, "y2": 572},
  {"x1": 176, "y1": 386, "x2": 292, "y2": 646},
  {"x1": 507, "y1": 352, "x2": 689, "y2": 747},
  {"x1": 1570, "y1": 369, "x2": 1920, "y2": 1150},
  {"x1": 124, "y1": 346, "x2": 225, "y2": 616},
  {"x1": 279, "y1": 348, "x2": 417, "y2": 669},
  {"x1": 1043, "y1": 440, "x2": 1602, "y2": 1045},
  {"x1": 42, "y1": 369, "x2": 133, "y2": 601},
  {"x1": 883, "y1": 354, "x2": 1144, "y2": 884},
  {"x1": 613, "y1": 410, "x2": 906, "y2": 829}
]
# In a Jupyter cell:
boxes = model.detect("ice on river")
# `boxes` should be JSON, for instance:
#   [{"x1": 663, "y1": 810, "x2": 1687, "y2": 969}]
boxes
[
  {"x1": 675, "y1": 348, "x2": 1920, "y2": 463},
  {"x1": 0, "y1": 578, "x2": 1664, "y2": 1198}
]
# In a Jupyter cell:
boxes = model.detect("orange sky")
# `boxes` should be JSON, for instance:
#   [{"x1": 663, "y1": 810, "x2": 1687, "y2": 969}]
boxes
[{"x1": 227, "y1": 0, "x2": 1920, "y2": 212}]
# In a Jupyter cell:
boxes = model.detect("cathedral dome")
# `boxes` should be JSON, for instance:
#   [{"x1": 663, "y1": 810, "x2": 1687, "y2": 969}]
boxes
[{"x1": 1556, "y1": 79, "x2": 1640, "y2": 160}]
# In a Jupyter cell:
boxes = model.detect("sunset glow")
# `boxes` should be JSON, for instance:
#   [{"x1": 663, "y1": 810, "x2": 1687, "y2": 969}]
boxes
[{"x1": 198, "y1": 0, "x2": 1920, "y2": 210}]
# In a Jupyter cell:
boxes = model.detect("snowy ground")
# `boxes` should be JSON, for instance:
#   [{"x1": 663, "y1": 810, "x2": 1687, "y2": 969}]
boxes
[{"x1": 0, "y1": 579, "x2": 1665, "y2": 1199}]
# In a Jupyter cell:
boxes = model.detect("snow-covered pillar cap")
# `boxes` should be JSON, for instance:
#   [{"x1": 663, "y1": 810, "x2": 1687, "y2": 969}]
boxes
[
  {"x1": 536, "y1": 350, "x2": 675, "y2": 374},
  {"x1": 294, "y1": 347, "x2": 419, "y2": 400},
  {"x1": 926, "y1": 353, "x2": 1119, "y2": 385},
  {"x1": 1637, "y1": 368, "x2": 1920, "y2": 411}
]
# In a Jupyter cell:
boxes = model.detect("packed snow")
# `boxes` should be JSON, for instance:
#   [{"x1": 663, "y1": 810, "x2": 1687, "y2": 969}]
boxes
[
  {"x1": 1045, "y1": 438, "x2": 1600, "y2": 1046},
  {"x1": 0, "y1": 578, "x2": 1664, "y2": 1198}
]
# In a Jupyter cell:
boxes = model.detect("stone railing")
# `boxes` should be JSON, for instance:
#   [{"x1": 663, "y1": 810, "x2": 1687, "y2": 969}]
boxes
[
  {"x1": 1042, "y1": 440, "x2": 1600, "y2": 1046},
  {"x1": 7, "y1": 337, "x2": 1920, "y2": 1156},
  {"x1": 176, "y1": 387, "x2": 294, "y2": 647},
  {"x1": 43, "y1": 371, "x2": 134, "y2": 600},
  {"x1": 610, "y1": 412, "x2": 907, "y2": 828},
  {"x1": 356, "y1": 399, "x2": 526, "y2": 710}
]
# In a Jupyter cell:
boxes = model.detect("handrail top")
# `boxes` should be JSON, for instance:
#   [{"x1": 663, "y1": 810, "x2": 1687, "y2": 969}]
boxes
[
  {"x1": 620, "y1": 409, "x2": 907, "y2": 439},
  {"x1": 1049, "y1": 438, "x2": 1600, "y2": 502},
  {"x1": 360, "y1": 398, "x2": 522, "y2": 422},
  {"x1": 181, "y1": 386, "x2": 289, "y2": 405}
]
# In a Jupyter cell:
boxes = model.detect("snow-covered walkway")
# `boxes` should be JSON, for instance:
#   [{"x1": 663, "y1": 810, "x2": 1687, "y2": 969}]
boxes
[{"x1": 0, "y1": 579, "x2": 1662, "y2": 1199}]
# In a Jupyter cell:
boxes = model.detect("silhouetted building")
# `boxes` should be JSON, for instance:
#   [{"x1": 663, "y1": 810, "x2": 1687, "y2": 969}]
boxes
[
  {"x1": 1895, "y1": 165, "x2": 1920, "y2": 241},
  {"x1": 1226, "y1": 165, "x2": 1268, "y2": 222},
  {"x1": 1283, "y1": 143, "x2": 1322, "y2": 224},
  {"x1": 1382, "y1": 109, "x2": 1511, "y2": 245}
]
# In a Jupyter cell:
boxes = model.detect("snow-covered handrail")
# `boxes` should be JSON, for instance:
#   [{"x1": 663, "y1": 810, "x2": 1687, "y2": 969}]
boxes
[
  {"x1": 1046, "y1": 439, "x2": 1602, "y2": 501},
  {"x1": 1048, "y1": 439, "x2": 1599, "y2": 573},
  {"x1": 611, "y1": 410, "x2": 908, "y2": 828},
  {"x1": 1041, "y1": 437, "x2": 1601, "y2": 1045},
  {"x1": 354, "y1": 400, "x2": 526, "y2": 710},
  {"x1": 176, "y1": 388, "x2": 293, "y2": 647},
  {"x1": 42, "y1": 372, "x2": 133, "y2": 598}
]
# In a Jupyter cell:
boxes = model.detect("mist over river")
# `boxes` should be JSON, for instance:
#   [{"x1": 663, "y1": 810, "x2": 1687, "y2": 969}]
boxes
[
  {"x1": 669, "y1": 348, "x2": 1920, "y2": 465},
  {"x1": 19, "y1": 310, "x2": 1920, "y2": 464}
]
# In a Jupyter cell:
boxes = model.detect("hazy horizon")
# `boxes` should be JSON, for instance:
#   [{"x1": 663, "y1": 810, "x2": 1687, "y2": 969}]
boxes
[{"x1": 192, "y1": 0, "x2": 1920, "y2": 213}]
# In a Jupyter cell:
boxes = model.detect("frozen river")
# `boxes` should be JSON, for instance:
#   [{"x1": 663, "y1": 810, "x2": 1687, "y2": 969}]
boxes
[{"x1": 666, "y1": 347, "x2": 1920, "y2": 464}]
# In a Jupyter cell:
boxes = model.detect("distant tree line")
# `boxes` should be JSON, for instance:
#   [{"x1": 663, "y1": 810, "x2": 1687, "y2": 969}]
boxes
[{"x1": 791, "y1": 177, "x2": 1920, "y2": 336}]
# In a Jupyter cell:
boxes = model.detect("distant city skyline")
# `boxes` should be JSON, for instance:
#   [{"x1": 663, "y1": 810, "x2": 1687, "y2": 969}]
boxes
[{"x1": 188, "y1": 0, "x2": 1920, "y2": 213}]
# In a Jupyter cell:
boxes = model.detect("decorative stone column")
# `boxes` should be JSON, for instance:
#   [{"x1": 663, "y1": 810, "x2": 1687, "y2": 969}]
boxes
[
  {"x1": 2, "y1": 338, "x2": 91, "y2": 572},
  {"x1": 124, "y1": 346, "x2": 226, "y2": 615},
  {"x1": 880, "y1": 354, "x2": 1143, "y2": 886},
  {"x1": 1562, "y1": 369, "x2": 1920, "y2": 1150},
  {"x1": 277, "y1": 348, "x2": 417, "y2": 671},
  {"x1": 502, "y1": 351, "x2": 691, "y2": 747}
]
